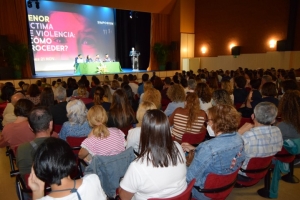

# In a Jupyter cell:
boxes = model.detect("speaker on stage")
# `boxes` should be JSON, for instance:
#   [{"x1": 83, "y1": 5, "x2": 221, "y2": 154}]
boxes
[
  {"x1": 231, "y1": 46, "x2": 241, "y2": 56},
  {"x1": 276, "y1": 40, "x2": 286, "y2": 51}
]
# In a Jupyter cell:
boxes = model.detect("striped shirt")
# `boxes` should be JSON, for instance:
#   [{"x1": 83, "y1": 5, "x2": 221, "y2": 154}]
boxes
[
  {"x1": 169, "y1": 107, "x2": 206, "y2": 141},
  {"x1": 81, "y1": 127, "x2": 126, "y2": 156}
]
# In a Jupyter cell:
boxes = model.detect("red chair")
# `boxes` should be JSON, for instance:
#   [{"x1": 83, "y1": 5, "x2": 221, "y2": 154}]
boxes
[
  {"x1": 120, "y1": 125, "x2": 132, "y2": 138},
  {"x1": 193, "y1": 168, "x2": 239, "y2": 200},
  {"x1": 234, "y1": 103, "x2": 243, "y2": 109},
  {"x1": 235, "y1": 156, "x2": 274, "y2": 187},
  {"x1": 238, "y1": 117, "x2": 253, "y2": 128},
  {"x1": 148, "y1": 179, "x2": 196, "y2": 200},
  {"x1": 181, "y1": 130, "x2": 206, "y2": 145},
  {"x1": 161, "y1": 98, "x2": 171, "y2": 111},
  {"x1": 53, "y1": 124, "x2": 62, "y2": 133}
]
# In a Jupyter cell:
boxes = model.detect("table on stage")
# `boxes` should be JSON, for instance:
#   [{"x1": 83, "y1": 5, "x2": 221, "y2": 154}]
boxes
[{"x1": 76, "y1": 62, "x2": 122, "y2": 74}]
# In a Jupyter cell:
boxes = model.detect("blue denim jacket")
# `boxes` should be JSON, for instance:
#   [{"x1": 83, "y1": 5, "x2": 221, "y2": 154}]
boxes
[
  {"x1": 187, "y1": 132, "x2": 245, "y2": 199},
  {"x1": 84, "y1": 147, "x2": 135, "y2": 197}
]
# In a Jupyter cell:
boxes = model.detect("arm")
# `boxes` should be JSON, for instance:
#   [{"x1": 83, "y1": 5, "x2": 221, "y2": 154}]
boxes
[
  {"x1": 238, "y1": 122, "x2": 254, "y2": 135},
  {"x1": 78, "y1": 147, "x2": 89, "y2": 159},
  {"x1": 119, "y1": 187, "x2": 135, "y2": 200}
]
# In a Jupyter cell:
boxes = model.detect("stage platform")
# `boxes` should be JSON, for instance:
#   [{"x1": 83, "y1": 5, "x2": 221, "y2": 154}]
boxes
[{"x1": 0, "y1": 68, "x2": 181, "y2": 88}]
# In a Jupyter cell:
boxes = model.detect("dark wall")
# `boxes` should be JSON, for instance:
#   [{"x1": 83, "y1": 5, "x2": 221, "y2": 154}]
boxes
[
  {"x1": 116, "y1": 10, "x2": 151, "y2": 70},
  {"x1": 194, "y1": 0, "x2": 297, "y2": 57}
]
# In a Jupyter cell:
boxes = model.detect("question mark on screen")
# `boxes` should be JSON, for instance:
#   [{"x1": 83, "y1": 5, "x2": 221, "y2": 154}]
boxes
[{"x1": 65, "y1": 45, "x2": 68, "y2": 51}]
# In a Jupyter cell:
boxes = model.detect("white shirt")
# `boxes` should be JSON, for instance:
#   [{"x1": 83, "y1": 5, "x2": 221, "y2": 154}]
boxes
[
  {"x1": 126, "y1": 127, "x2": 141, "y2": 152},
  {"x1": 120, "y1": 142, "x2": 187, "y2": 200},
  {"x1": 38, "y1": 174, "x2": 107, "y2": 200},
  {"x1": 128, "y1": 82, "x2": 139, "y2": 95},
  {"x1": 77, "y1": 58, "x2": 84, "y2": 63},
  {"x1": 2, "y1": 103, "x2": 16, "y2": 126},
  {"x1": 199, "y1": 99, "x2": 212, "y2": 114}
]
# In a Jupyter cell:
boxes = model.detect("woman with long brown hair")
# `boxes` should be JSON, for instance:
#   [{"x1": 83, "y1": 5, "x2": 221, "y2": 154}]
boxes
[
  {"x1": 194, "y1": 82, "x2": 212, "y2": 113},
  {"x1": 169, "y1": 92, "x2": 206, "y2": 142},
  {"x1": 107, "y1": 89, "x2": 136, "y2": 129}
]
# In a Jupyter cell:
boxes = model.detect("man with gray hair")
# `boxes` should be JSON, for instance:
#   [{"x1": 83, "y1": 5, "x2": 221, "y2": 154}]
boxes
[
  {"x1": 49, "y1": 86, "x2": 68, "y2": 125},
  {"x1": 237, "y1": 102, "x2": 283, "y2": 178},
  {"x1": 187, "y1": 79, "x2": 197, "y2": 94}
]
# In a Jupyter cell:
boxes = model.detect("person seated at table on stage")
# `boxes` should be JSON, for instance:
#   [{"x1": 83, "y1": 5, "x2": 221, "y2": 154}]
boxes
[
  {"x1": 94, "y1": 54, "x2": 101, "y2": 62},
  {"x1": 86, "y1": 55, "x2": 93, "y2": 63},
  {"x1": 103, "y1": 54, "x2": 111, "y2": 62},
  {"x1": 75, "y1": 54, "x2": 84, "y2": 64}
]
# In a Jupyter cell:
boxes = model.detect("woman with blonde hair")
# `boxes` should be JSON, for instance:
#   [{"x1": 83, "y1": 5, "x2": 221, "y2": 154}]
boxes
[
  {"x1": 169, "y1": 93, "x2": 206, "y2": 142},
  {"x1": 221, "y1": 79, "x2": 234, "y2": 101},
  {"x1": 139, "y1": 81, "x2": 153, "y2": 103},
  {"x1": 72, "y1": 80, "x2": 89, "y2": 98},
  {"x1": 164, "y1": 84, "x2": 186, "y2": 116},
  {"x1": 141, "y1": 87, "x2": 162, "y2": 109},
  {"x1": 277, "y1": 90, "x2": 300, "y2": 140},
  {"x1": 59, "y1": 99, "x2": 91, "y2": 141},
  {"x1": 79, "y1": 105, "x2": 126, "y2": 161},
  {"x1": 212, "y1": 89, "x2": 233, "y2": 106},
  {"x1": 102, "y1": 85, "x2": 112, "y2": 103},
  {"x1": 126, "y1": 101, "x2": 157, "y2": 152}
]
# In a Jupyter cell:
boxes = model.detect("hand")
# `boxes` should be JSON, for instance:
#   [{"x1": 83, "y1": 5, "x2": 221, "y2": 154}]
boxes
[
  {"x1": 28, "y1": 167, "x2": 45, "y2": 192},
  {"x1": 181, "y1": 142, "x2": 196, "y2": 152},
  {"x1": 238, "y1": 122, "x2": 254, "y2": 135}
]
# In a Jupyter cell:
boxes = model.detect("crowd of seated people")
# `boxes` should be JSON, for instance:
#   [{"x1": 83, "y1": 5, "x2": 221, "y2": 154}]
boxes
[{"x1": 0, "y1": 67, "x2": 299, "y2": 199}]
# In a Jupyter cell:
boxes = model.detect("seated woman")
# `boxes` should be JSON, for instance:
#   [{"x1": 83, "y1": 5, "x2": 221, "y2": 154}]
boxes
[
  {"x1": 221, "y1": 80, "x2": 234, "y2": 102},
  {"x1": 182, "y1": 104, "x2": 245, "y2": 200},
  {"x1": 26, "y1": 84, "x2": 41, "y2": 105},
  {"x1": 169, "y1": 93, "x2": 206, "y2": 142},
  {"x1": 79, "y1": 105, "x2": 126, "y2": 162},
  {"x1": 126, "y1": 101, "x2": 157, "y2": 152},
  {"x1": 59, "y1": 99, "x2": 92, "y2": 140},
  {"x1": 28, "y1": 137, "x2": 107, "y2": 200},
  {"x1": 122, "y1": 84, "x2": 139, "y2": 113},
  {"x1": 107, "y1": 89, "x2": 136, "y2": 129},
  {"x1": 141, "y1": 87, "x2": 162, "y2": 109},
  {"x1": 72, "y1": 80, "x2": 89, "y2": 98},
  {"x1": 0, "y1": 99, "x2": 34, "y2": 151},
  {"x1": 277, "y1": 90, "x2": 300, "y2": 140},
  {"x1": 139, "y1": 81, "x2": 153, "y2": 103},
  {"x1": 194, "y1": 82, "x2": 212, "y2": 113},
  {"x1": 86, "y1": 86, "x2": 111, "y2": 111},
  {"x1": 119, "y1": 109, "x2": 187, "y2": 199},
  {"x1": 39, "y1": 87, "x2": 55, "y2": 107},
  {"x1": 102, "y1": 85, "x2": 112, "y2": 103},
  {"x1": 211, "y1": 89, "x2": 233, "y2": 106},
  {"x1": 164, "y1": 84, "x2": 186, "y2": 117}
]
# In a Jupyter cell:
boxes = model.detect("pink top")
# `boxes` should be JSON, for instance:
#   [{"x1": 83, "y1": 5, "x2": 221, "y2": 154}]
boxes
[{"x1": 81, "y1": 127, "x2": 125, "y2": 156}]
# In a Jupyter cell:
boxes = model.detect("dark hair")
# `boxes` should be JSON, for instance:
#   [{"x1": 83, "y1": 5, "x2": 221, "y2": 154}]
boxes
[
  {"x1": 153, "y1": 77, "x2": 164, "y2": 91},
  {"x1": 250, "y1": 79, "x2": 261, "y2": 90},
  {"x1": 40, "y1": 87, "x2": 54, "y2": 107},
  {"x1": 164, "y1": 77, "x2": 171, "y2": 85},
  {"x1": 93, "y1": 77, "x2": 100, "y2": 85},
  {"x1": 138, "y1": 109, "x2": 184, "y2": 167},
  {"x1": 18, "y1": 81, "x2": 25, "y2": 88},
  {"x1": 261, "y1": 82, "x2": 277, "y2": 97},
  {"x1": 180, "y1": 78, "x2": 188, "y2": 88},
  {"x1": 52, "y1": 81, "x2": 56, "y2": 87},
  {"x1": 33, "y1": 138, "x2": 77, "y2": 185},
  {"x1": 122, "y1": 84, "x2": 135, "y2": 106},
  {"x1": 281, "y1": 80, "x2": 299, "y2": 93},
  {"x1": 234, "y1": 76, "x2": 247, "y2": 88},
  {"x1": 14, "y1": 99, "x2": 34, "y2": 117},
  {"x1": 109, "y1": 89, "x2": 136, "y2": 128},
  {"x1": 36, "y1": 80, "x2": 42, "y2": 87},
  {"x1": 93, "y1": 86, "x2": 105, "y2": 105},
  {"x1": 28, "y1": 107, "x2": 53, "y2": 134},
  {"x1": 194, "y1": 82, "x2": 212, "y2": 103},
  {"x1": 142, "y1": 74, "x2": 149, "y2": 82},
  {"x1": 27, "y1": 84, "x2": 40, "y2": 97},
  {"x1": 0, "y1": 85, "x2": 15, "y2": 102},
  {"x1": 128, "y1": 74, "x2": 134, "y2": 81}
]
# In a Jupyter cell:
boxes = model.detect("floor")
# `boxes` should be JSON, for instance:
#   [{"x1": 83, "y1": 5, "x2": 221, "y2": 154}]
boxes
[{"x1": 0, "y1": 147, "x2": 299, "y2": 200}]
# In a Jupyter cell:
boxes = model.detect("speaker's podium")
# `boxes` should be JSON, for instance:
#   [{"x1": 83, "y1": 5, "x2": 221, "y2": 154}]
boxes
[{"x1": 129, "y1": 50, "x2": 140, "y2": 71}]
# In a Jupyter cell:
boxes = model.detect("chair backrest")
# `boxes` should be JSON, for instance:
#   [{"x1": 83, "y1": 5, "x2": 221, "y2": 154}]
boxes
[
  {"x1": 53, "y1": 124, "x2": 62, "y2": 133},
  {"x1": 239, "y1": 117, "x2": 253, "y2": 128},
  {"x1": 66, "y1": 136, "x2": 87, "y2": 154},
  {"x1": 196, "y1": 168, "x2": 239, "y2": 199},
  {"x1": 181, "y1": 131, "x2": 206, "y2": 145},
  {"x1": 120, "y1": 125, "x2": 132, "y2": 137},
  {"x1": 148, "y1": 179, "x2": 196, "y2": 200},
  {"x1": 275, "y1": 147, "x2": 295, "y2": 163}
]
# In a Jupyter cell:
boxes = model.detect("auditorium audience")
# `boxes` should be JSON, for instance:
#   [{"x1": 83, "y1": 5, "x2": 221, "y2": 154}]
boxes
[
  {"x1": 39, "y1": 87, "x2": 55, "y2": 107},
  {"x1": 28, "y1": 137, "x2": 107, "y2": 200},
  {"x1": 26, "y1": 84, "x2": 41, "y2": 105},
  {"x1": 59, "y1": 99, "x2": 91, "y2": 140},
  {"x1": 86, "y1": 86, "x2": 111, "y2": 111},
  {"x1": 0, "y1": 99, "x2": 34, "y2": 151},
  {"x1": 212, "y1": 89, "x2": 233, "y2": 106},
  {"x1": 277, "y1": 90, "x2": 300, "y2": 140},
  {"x1": 78, "y1": 105, "x2": 126, "y2": 162},
  {"x1": 141, "y1": 87, "x2": 162, "y2": 109},
  {"x1": 119, "y1": 109, "x2": 187, "y2": 200},
  {"x1": 107, "y1": 89, "x2": 136, "y2": 129},
  {"x1": 194, "y1": 82, "x2": 212, "y2": 113},
  {"x1": 182, "y1": 104, "x2": 245, "y2": 200},
  {"x1": 164, "y1": 84, "x2": 185, "y2": 116},
  {"x1": 169, "y1": 93, "x2": 206, "y2": 142},
  {"x1": 49, "y1": 86, "x2": 68, "y2": 125},
  {"x1": 126, "y1": 101, "x2": 156, "y2": 152}
]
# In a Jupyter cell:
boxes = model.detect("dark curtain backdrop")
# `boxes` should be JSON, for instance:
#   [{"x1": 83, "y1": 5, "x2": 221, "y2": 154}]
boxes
[{"x1": 116, "y1": 10, "x2": 151, "y2": 70}]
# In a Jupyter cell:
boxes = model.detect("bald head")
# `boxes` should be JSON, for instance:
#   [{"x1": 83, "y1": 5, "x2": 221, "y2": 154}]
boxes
[{"x1": 11, "y1": 92, "x2": 25, "y2": 105}]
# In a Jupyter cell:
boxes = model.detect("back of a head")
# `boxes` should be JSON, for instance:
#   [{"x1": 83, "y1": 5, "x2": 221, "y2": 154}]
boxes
[
  {"x1": 128, "y1": 74, "x2": 134, "y2": 81},
  {"x1": 254, "y1": 102, "x2": 277, "y2": 125},
  {"x1": 93, "y1": 86, "x2": 105, "y2": 104},
  {"x1": 221, "y1": 80, "x2": 233, "y2": 94},
  {"x1": 54, "y1": 86, "x2": 67, "y2": 101},
  {"x1": 11, "y1": 92, "x2": 25, "y2": 105},
  {"x1": 262, "y1": 75, "x2": 272, "y2": 83},
  {"x1": 164, "y1": 77, "x2": 171, "y2": 85},
  {"x1": 143, "y1": 88, "x2": 161, "y2": 109},
  {"x1": 142, "y1": 73, "x2": 149, "y2": 82},
  {"x1": 33, "y1": 137, "x2": 76, "y2": 185},
  {"x1": 28, "y1": 84, "x2": 40, "y2": 97},
  {"x1": 66, "y1": 99, "x2": 87, "y2": 125},
  {"x1": 139, "y1": 109, "x2": 182, "y2": 167},
  {"x1": 212, "y1": 89, "x2": 233, "y2": 106},
  {"x1": 1, "y1": 85, "x2": 15, "y2": 102},
  {"x1": 143, "y1": 81, "x2": 153, "y2": 92},
  {"x1": 250, "y1": 79, "x2": 261, "y2": 90},
  {"x1": 40, "y1": 87, "x2": 54, "y2": 107},
  {"x1": 261, "y1": 82, "x2": 277, "y2": 97},
  {"x1": 194, "y1": 82, "x2": 212, "y2": 103},
  {"x1": 87, "y1": 105, "x2": 109, "y2": 138},
  {"x1": 281, "y1": 79, "x2": 299, "y2": 93},
  {"x1": 14, "y1": 99, "x2": 34, "y2": 117},
  {"x1": 167, "y1": 84, "x2": 186, "y2": 102},
  {"x1": 28, "y1": 107, "x2": 53, "y2": 134},
  {"x1": 136, "y1": 101, "x2": 156, "y2": 126},
  {"x1": 188, "y1": 79, "x2": 197, "y2": 90},
  {"x1": 234, "y1": 76, "x2": 247, "y2": 88},
  {"x1": 93, "y1": 77, "x2": 100, "y2": 85}
]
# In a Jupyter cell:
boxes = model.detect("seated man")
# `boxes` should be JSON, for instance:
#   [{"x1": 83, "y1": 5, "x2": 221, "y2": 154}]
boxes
[
  {"x1": 16, "y1": 107, "x2": 56, "y2": 177},
  {"x1": 103, "y1": 54, "x2": 111, "y2": 62},
  {"x1": 2, "y1": 92, "x2": 25, "y2": 126},
  {"x1": 238, "y1": 102, "x2": 283, "y2": 178},
  {"x1": 49, "y1": 86, "x2": 68, "y2": 125}
]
